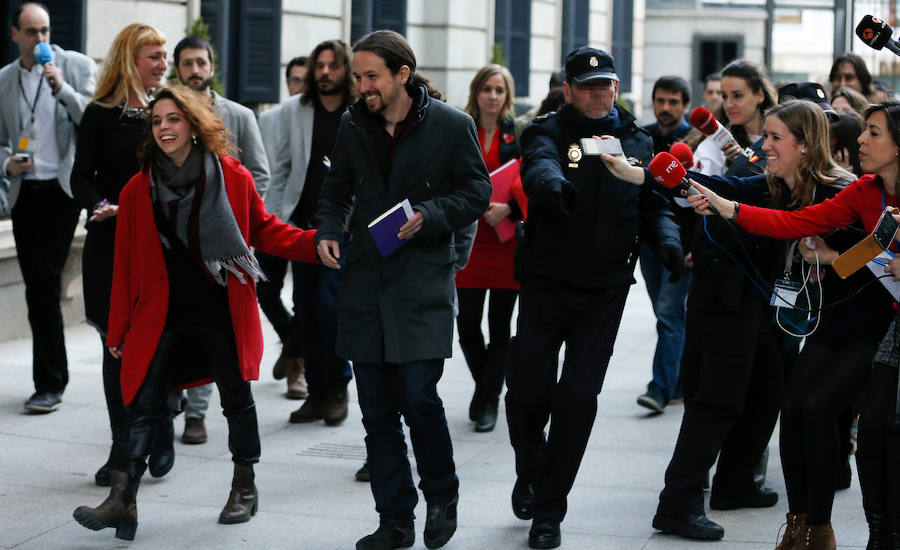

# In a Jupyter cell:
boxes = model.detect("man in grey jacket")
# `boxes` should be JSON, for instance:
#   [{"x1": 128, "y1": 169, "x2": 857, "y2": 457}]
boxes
[
  {"x1": 173, "y1": 35, "x2": 271, "y2": 444},
  {"x1": 0, "y1": 2, "x2": 96, "y2": 413},
  {"x1": 317, "y1": 30, "x2": 490, "y2": 550}
]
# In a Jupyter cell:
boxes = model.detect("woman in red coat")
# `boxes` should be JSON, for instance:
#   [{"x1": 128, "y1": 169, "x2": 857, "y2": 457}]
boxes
[
  {"x1": 455, "y1": 64, "x2": 528, "y2": 432},
  {"x1": 73, "y1": 86, "x2": 318, "y2": 541}
]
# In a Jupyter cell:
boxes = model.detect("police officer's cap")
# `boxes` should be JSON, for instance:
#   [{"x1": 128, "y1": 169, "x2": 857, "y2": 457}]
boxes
[
  {"x1": 778, "y1": 82, "x2": 838, "y2": 120},
  {"x1": 565, "y1": 47, "x2": 619, "y2": 85}
]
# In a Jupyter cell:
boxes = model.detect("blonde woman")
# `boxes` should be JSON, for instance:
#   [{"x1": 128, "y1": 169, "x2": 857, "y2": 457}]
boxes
[{"x1": 70, "y1": 23, "x2": 170, "y2": 488}]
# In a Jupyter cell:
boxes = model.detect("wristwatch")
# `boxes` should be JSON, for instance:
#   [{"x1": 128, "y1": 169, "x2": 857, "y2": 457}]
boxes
[{"x1": 730, "y1": 200, "x2": 740, "y2": 221}]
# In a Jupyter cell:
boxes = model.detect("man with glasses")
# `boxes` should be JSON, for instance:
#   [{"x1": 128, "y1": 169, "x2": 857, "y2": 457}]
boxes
[
  {"x1": 505, "y1": 47, "x2": 680, "y2": 549},
  {"x1": 0, "y1": 2, "x2": 96, "y2": 412}
]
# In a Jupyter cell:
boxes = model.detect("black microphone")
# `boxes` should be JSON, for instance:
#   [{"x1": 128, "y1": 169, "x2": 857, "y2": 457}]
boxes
[{"x1": 856, "y1": 15, "x2": 900, "y2": 56}]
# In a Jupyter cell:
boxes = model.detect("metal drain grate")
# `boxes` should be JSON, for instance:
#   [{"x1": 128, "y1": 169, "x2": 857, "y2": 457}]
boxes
[{"x1": 299, "y1": 443, "x2": 369, "y2": 460}]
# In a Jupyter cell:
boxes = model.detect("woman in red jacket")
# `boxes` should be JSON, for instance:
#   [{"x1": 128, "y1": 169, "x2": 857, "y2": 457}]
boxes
[
  {"x1": 689, "y1": 102, "x2": 900, "y2": 550},
  {"x1": 455, "y1": 64, "x2": 527, "y2": 432},
  {"x1": 72, "y1": 86, "x2": 318, "y2": 541}
]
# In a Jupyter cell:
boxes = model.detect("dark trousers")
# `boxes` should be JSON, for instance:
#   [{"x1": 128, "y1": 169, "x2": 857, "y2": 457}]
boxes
[
  {"x1": 505, "y1": 276, "x2": 629, "y2": 523},
  {"x1": 83, "y1": 222, "x2": 122, "y2": 452},
  {"x1": 657, "y1": 298, "x2": 783, "y2": 517},
  {"x1": 255, "y1": 250, "x2": 298, "y2": 355},
  {"x1": 11, "y1": 182, "x2": 80, "y2": 394},
  {"x1": 858, "y1": 364, "x2": 900, "y2": 527},
  {"x1": 781, "y1": 341, "x2": 875, "y2": 525},
  {"x1": 292, "y1": 261, "x2": 351, "y2": 395},
  {"x1": 456, "y1": 287, "x2": 518, "y2": 405},
  {"x1": 354, "y1": 360, "x2": 458, "y2": 528},
  {"x1": 120, "y1": 326, "x2": 259, "y2": 478}
]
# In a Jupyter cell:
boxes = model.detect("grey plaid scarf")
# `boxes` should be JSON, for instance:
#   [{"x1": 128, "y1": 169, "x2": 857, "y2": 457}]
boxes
[{"x1": 151, "y1": 149, "x2": 266, "y2": 286}]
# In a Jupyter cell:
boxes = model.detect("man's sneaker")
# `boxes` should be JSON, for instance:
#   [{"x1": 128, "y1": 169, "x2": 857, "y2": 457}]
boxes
[
  {"x1": 637, "y1": 383, "x2": 667, "y2": 413},
  {"x1": 24, "y1": 392, "x2": 61, "y2": 413}
]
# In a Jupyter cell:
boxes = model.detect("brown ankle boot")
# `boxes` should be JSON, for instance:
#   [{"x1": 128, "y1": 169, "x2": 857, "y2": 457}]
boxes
[
  {"x1": 219, "y1": 463, "x2": 258, "y2": 524},
  {"x1": 775, "y1": 512, "x2": 805, "y2": 550},
  {"x1": 285, "y1": 358, "x2": 308, "y2": 399},
  {"x1": 794, "y1": 523, "x2": 836, "y2": 550},
  {"x1": 72, "y1": 470, "x2": 139, "y2": 540}
]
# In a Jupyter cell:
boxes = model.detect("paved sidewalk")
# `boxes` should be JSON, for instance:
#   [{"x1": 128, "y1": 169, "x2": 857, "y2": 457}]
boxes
[{"x1": 0, "y1": 278, "x2": 869, "y2": 549}]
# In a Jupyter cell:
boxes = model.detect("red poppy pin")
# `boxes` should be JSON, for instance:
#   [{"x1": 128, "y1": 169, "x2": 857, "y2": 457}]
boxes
[{"x1": 502, "y1": 133, "x2": 515, "y2": 144}]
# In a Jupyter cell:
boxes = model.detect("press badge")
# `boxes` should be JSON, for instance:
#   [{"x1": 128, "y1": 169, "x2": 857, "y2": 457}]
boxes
[
  {"x1": 770, "y1": 279, "x2": 802, "y2": 309},
  {"x1": 17, "y1": 135, "x2": 36, "y2": 153}
]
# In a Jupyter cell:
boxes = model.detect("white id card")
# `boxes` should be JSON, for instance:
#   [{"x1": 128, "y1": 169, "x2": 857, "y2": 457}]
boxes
[
  {"x1": 580, "y1": 136, "x2": 624, "y2": 156},
  {"x1": 770, "y1": 279, "x2": 803, "y2": 309}
]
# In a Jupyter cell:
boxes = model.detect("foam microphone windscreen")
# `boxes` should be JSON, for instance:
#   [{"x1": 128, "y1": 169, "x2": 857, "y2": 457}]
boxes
[
  {"x1": 689, "y1": 106, "x2": 718, "y2": 136},
  {"x1": 647, "y1": 152, "x2": 686, "y2": 189},
  {"x1": 33, "y1": 42, "x2": 53, "y2": 65},
  {"x1": 669, "y1": 142, "x2": 694, "y2": 169},
  {"x1": 856, "y1": 15, "x2": 893, "y2": 50}
]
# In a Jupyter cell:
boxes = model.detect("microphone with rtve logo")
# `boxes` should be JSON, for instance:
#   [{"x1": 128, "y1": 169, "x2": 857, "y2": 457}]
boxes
[
  {"x1": 856, "y1": 15, "x2": 900, "y2": 56},
  {"x1": 648, "y1": 152, "x2": 722, "y2": 217}
]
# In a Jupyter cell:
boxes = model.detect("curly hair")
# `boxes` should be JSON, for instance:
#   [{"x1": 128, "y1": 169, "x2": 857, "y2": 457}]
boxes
[
  {"x1": 138, "y1": 85, "x2": 234, "y2": 166},
  {"x1": 93, "y1": 23, "x2": 166, "y2": 107}
]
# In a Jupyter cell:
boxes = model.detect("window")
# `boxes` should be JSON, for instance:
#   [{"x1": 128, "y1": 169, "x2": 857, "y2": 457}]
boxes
[
  {"x1": 202, "y1": 0, "x2": 282, "y2": 104},
  {"x1": 561, "y1": 0, "x2": 589, "y2": 65},
  {"x1": 351, "y1": 0, "x2": 408, "y2": 45},
  {"x1": 692, "y1": 35, "x2": 742, "y2": 103},
  {"x1": 5, "y1": 0, "x2": 86, "y2": 62},
  {"x1": 611, "y1": 0, "x2": 633, "y2": 92},
  {"x1": 495, "y1": 0, "x2": 531, "y2": 97}
]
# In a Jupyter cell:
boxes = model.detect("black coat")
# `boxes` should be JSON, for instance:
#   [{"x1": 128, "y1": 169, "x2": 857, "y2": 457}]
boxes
[
  {"x1": 516, "y1": 103, "x2": 681, "y2": 289},
  {"x1": 316, "y1": 85, "x2": 491, "y2": 365}
]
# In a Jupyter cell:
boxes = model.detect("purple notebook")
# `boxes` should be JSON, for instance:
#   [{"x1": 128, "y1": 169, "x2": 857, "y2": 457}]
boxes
[{"x1": 368, "y1": 198, "x2": 414, "y2": 258}]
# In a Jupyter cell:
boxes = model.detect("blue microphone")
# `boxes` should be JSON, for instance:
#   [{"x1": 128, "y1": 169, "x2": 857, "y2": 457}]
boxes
[
  {"x1": 33, "y1": 42, "x2": 56, "y2": 89},
  {"x1": 33, "y1": 42, "x2": 53, "y2": 65}
]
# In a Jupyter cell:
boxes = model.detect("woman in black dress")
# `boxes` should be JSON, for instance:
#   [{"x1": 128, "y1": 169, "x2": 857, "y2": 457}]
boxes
[{"x1": 70, "y1": 23, "x2": 169, "y2": 487}]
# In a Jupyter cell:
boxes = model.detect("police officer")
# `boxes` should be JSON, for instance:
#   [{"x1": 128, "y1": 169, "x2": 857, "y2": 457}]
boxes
[{"x1": 505, "y1": 47, "x2": 682, "y2": 549}]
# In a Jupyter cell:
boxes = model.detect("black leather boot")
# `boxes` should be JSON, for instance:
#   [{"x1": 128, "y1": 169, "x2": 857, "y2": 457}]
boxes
[
  {"x1": 148, "y1": 410, "x2": 175, "y2": 478},
  {"x1": 219, "y1": 463, "x2": 258, "y2": 524},
  {"x1": 459, "y1": 337, "x2": 487, "y2": 421},
  {"x1": 73, "y1": 470, "x2": 140, "y2": 540}
]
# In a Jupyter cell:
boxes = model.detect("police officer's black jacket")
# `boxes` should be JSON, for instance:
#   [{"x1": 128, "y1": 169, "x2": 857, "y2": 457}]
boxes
[{"x1": 516, "y1": 103, "x2": 681, "y2": 289}]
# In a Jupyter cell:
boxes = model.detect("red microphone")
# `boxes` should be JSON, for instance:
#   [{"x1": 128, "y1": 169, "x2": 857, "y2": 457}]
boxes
[
  {"x1": 669, "y1": 142, "x2": 694, "y2": 169},
  {"x1": 688, "y1": 106, "x2": 744, "y2": 155},
  {"x1": 648, "y1": 152, "x2": 721, "y2": 216}
]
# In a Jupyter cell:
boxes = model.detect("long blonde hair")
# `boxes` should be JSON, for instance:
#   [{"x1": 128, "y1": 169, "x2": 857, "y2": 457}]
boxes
[
  {"x1": 464, "y1": 64, "x2": 515, "y2": 127},
  {"x1": 93, "y1": 24, "x2": 166, "y2": 107},
  {"x1": 765, "y1": 100, "x2": 852, "y2": 207}
]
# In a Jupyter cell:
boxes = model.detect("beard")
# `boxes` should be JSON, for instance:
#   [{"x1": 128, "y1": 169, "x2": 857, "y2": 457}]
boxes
[
  {"x1": 318, "y1": 78, "x2": 344, "y2": 96},
  {"x1": 186, "y1": 75, "x2": 212, "y2": 93}
]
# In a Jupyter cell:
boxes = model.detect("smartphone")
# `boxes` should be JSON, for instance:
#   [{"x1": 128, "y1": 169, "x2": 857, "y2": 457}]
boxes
[
  {"x1": 874, "y1": 209, "x2": 900, "y2": 250},
  {"x1": 13, "y1": 152, "x2": 30, "y2": 161},
  {"x1": 580, "y1": 136, "x2": 624, "y2": 157}
]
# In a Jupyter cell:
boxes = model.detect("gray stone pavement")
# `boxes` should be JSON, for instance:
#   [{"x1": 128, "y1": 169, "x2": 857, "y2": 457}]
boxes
[{"x1": 0, "y1": 276, "x2": 869, "y2": 549}]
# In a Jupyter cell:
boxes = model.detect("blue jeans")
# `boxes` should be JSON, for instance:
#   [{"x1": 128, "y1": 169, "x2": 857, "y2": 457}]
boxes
[
  {"x1": 639, "y1": 245, "x2": 691, "y2": 401},
  {"x1": 354, "y1": 360, "x2": 459, "y2": 528}
]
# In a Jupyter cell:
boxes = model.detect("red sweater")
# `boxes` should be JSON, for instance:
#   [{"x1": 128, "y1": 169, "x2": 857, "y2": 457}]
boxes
[
  {"x1": 455, "y1": 128, "x2": 522, "y2": 289},
  {"x1": 108, "y1": 155, "x2": 318, "y2": 405},
  {"x1": 737, "y1": 174, "x2": 900, "y2": 247}
]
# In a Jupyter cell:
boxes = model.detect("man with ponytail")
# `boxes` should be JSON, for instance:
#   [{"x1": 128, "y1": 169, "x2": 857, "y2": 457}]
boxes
[{"x1": 315, "y1": 30, "x2": 491, "y2": 550}]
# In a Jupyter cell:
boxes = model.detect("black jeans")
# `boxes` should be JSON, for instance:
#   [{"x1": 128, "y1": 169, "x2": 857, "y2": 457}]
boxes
[
  {"x1": 11, "y1": 182, "x2": 80, "y2": 394},
  {"x1": 858, "y1": 364, "x2": 900, "y2": 527},
  {"x1": 119, "y1": 326, "x2": 259, "y2": 478},
  {"x1": 456, "y1": 287, "x2": 518, "y2": 404},
  {"x1": 353, "y1": 360, "x2": 458, "y2": 528},
  {"x1": 255, "y1": 250, "x2": 298, "y2": 355},
  {"x1": 780, "y1": 341, "x2": 874, "y2": 525},
  {"x1": 505, "y1": 276, "x2": 629, "y2": 523},
  {"x1": 657, "y1": 298, "x2": 783, "y2": 518}
]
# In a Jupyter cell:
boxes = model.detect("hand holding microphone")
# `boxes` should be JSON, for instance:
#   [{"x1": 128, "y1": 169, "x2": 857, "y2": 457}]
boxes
[
  {"x1": 689, "y1": 106, "x2": 746, "y2": 158},
  {"x1": 648, "y1": 152, "x2": 728, "y2": 218},
  {"x1": 33, "y1": 42, "x2": 61, "y2": 93}
]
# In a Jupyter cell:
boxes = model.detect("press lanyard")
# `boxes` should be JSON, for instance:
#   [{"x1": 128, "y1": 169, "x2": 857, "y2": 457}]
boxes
[{"x1": 18, "y1": 69, "x2": 44, "y2": 127}]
